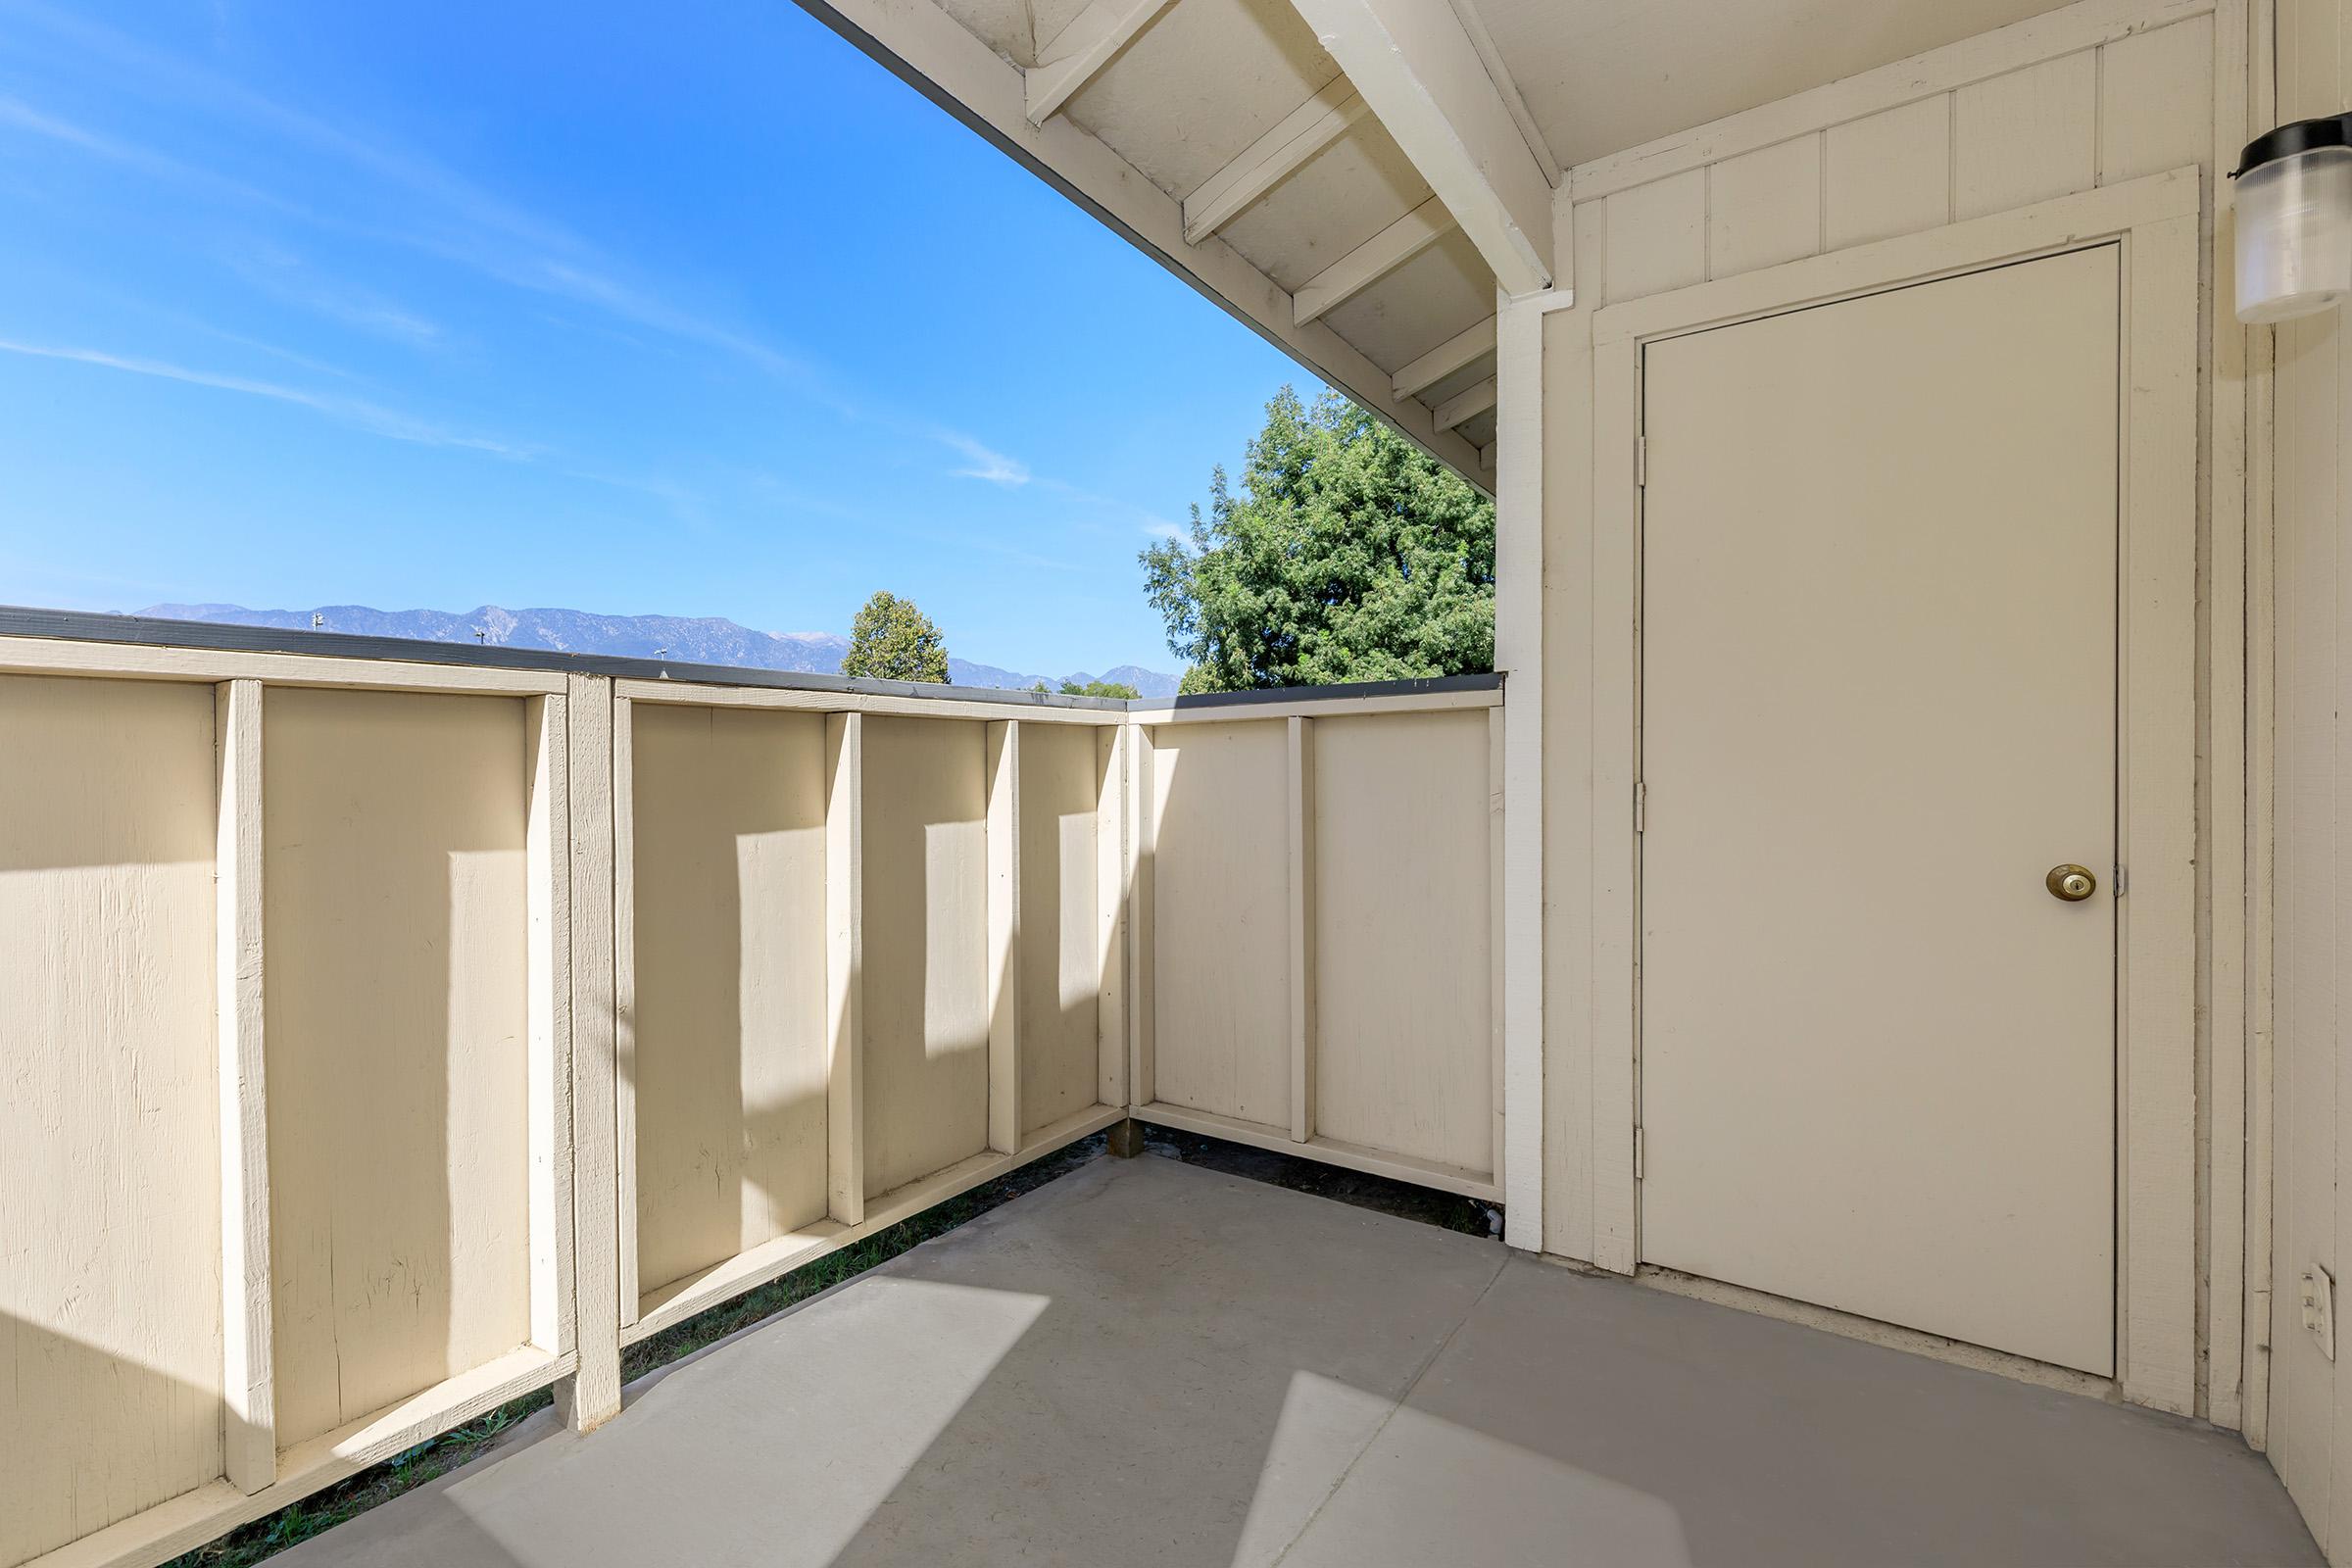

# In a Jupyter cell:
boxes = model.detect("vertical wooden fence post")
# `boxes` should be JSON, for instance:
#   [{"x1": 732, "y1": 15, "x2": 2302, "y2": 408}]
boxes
[
  {"x1": 525, "y1": 694, "x2": 578, "y2": 1361},
  {"x1": 986, "y1": 720, "x2": 1022, "y2": 1153},
  {"x1": 1287, "y1": 714, "x2": 1317, "y2": 1144},
  {"x1": 611, "y1": 696, "x2": 641, "y2": 1329},
  {"x1": 215, "y1": 678, "x2": 275, "y2": 1491},
  {"x1": 1495, "y1": 285, "x2": 1547, "y2": 1252},
  {"x1": 1488, "y1": 705, "x2": 1508, "y2": 1196},
  {"x1": 1096, "y1": 722, "x2": 1128, "y2": 1109},
  {"x1": 559, "y1": 673, "x2": 622, "y2": 1433},
  {"x1": 825, "y1": 712, "x2": 866, "y2": 1227},
  {"x1": 1128, "y1": 723, "x2": 1156, "y2": 1111}
]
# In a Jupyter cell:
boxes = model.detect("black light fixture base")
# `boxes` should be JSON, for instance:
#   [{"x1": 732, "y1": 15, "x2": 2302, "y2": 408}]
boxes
[{"x1": 2234, "y1": 112, "x2": 2352, "y2": 178}]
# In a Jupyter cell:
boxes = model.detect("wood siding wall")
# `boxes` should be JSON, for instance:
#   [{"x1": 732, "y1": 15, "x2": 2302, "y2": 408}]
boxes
[
  {"x1": 2271, "y1": 3, "x2": 2350, "y2": 1554},
  {"x1": 1539, "y1": 0, "x2": 2254, "y2": 1431}
]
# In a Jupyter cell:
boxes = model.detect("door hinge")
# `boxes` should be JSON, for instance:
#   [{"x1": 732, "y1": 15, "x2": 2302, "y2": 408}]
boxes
[
  {"x1": 1636, "y1": 435, "x2": 1648, "y2": 488},
  {"x1": 1634, "y1": 779, "x2": 1646, "y2": 833},
  {"x1": 1634, "y1": 1125, "x2": 1645, "y2": 1181}
]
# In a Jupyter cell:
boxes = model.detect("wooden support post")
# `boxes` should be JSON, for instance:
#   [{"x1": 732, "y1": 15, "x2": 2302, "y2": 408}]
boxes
[
  {"x1": 609, "y1": 696, "x2": 639, "y2": 1327},
  {"x1": 1495, "y1": 286, "x2": 1546, "y2": 1253},
  {"x1": 1487, "y1": 706, "x2": 1507, "y2": 1194},
  {"x1": 825, "y1": 712, "x2": 866, "y2": 1226},
  {"x1": 215, "y1": 678, "x2": 274, "y2": 1492},
  {"x1": 1287, "y1": 715, "x2": 1317, "y2": 1144},
  {"x1": 1096, "y1": 723, "x2": 1128, "y2": 1108},
  {"x1": 1127, "y1": 723, "x2": 1156, "y2": 1109},
  {"x1": 557, "y1": 672, "x2": 622, "y2": 1434},
  {"x1": 1105, "y1": 1117, "x2": 1146, "y2": 1158},
  {"x1": 525, "y1": 694, "x2": 578, "y2": 1356},
  {"x1": 986, "y1": 719, "x2": 1022, "y2": 1154}
]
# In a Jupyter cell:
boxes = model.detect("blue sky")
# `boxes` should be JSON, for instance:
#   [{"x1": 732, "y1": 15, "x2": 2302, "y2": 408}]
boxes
[{"x1": 0, "y1": 0, "x2": 1309, "y2": 675}]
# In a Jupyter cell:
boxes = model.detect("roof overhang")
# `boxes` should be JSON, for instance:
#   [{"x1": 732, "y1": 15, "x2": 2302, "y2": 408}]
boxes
[{"x1": 794, "y1": 0, "x2": 2082, "y2": 492}]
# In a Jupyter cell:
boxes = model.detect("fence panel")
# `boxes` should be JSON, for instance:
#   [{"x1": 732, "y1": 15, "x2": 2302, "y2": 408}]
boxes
[
  {"x1": 0, "y1": 630, "x2": 1500, "y2": 1568},
  {"x1": 1131, "y1": 687, "x2": 1505, "y2": 1200}
]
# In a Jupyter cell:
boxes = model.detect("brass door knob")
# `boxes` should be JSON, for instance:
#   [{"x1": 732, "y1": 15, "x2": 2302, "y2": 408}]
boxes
[{"x1": 2046, "y1": 864, "x2": 2097, "y2": 902}]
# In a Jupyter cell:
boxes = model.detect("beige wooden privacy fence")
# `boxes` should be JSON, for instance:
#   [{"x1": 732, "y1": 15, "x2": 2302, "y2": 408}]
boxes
[{"x1": 0, "y1": 622, "x2": 1504, "y2": 1568}]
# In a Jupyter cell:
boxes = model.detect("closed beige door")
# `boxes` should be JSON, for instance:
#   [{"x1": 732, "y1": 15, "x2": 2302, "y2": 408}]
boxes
[{"x1": 1638, "y1": 245, "x2": 2120, "y2": 1375}]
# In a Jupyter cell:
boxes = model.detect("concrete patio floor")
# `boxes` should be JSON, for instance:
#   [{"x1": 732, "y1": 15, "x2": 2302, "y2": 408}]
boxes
[{"x1": 284, "y1": 1152, "x2": 2320, "y2": 1567}]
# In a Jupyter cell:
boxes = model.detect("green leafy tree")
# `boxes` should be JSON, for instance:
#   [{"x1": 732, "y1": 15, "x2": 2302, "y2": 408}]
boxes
[
  {"x1": 1060, "y1": 679, "x2": 1141, "y2": 700},
  {"x1": 841, "y1": 591, "x2": 950, "y2": 684},
  {"x1": 1140, "y1": 386, "x2": 1493, "y2": 693}
]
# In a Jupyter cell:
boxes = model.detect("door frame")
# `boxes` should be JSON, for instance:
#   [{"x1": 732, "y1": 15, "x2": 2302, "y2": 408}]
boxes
[{"x1": 1582, "y1": 167, "x2": 2202, "y2": 1412}]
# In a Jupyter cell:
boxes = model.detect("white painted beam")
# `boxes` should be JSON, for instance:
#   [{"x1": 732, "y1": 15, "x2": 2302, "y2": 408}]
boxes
[
  {"x1": 1433, "y1": 374, "x2": 1496, "y2": 431},
  {"x1": 1295, "y1": 195, "x2": 1456, "y2": 325},
  {"x1": 1446, "y1": 0, "x2": 1560, "y2": 185},
  {"x1": 1025, "y1": 0, "x2": 1182, "y2": 125},
  {"x1": 1184, "y1": 78, "x2": 1369, "y2": 244},
  {"x1": 1284, "y1": 0, "x2": 1555, "y2": 294},
  {"x1": 1393, "y1": 315, "x2": 1494, "y2": 400}
]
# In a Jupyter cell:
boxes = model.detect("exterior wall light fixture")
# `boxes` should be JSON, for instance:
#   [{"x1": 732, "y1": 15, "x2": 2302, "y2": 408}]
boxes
[{"x1": 2233, "y1": 113, "x2": 2352, "y2": 323}]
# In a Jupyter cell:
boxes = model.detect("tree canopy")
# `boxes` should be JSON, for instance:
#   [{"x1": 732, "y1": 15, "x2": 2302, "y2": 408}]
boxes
[
  {"x1": 841, "y1": 590, "x2": 949, "y2": 684},
  {"x1": 1140, "y1": 386, "x2": 1494, "y2": 693}
]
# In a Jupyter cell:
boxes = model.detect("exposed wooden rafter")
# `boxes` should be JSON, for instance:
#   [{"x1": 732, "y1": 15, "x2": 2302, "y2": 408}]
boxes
[
  {"x1": 1025, "y1": 0, "x2": 1183, "y2": 125},
  {"x1": 1285, "y1": 0, "x2": 1555, "y2": 295},
  {"x1": 1294, "y1": 196, "x2": 1457, "y2": 326},
  {"x1": 1433, "y1": 374, "x2": 1496, "y2": 431},
  {"x1": 1183, "y1": 77, "x2": 1369, "y2": 244},
  {"x1": 1393, "y1": 315, "x2": 1494, "y2": 401},
  {"x1": 794, "y1": 0, "x2": 1489, "y2": 488}
]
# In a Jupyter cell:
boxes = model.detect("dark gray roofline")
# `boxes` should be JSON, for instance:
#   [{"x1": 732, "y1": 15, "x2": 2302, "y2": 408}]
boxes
[
  {"x1": 0, "y1": 605, "x2": 1503, "y2": 711},
  {"x1": 1136, "y1": 671, "x2": 1503, "y2": 710}
]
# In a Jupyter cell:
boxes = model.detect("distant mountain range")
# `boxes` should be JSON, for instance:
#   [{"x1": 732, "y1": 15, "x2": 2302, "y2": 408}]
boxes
[{"x1": 136, "y1": 602, "x2": 1181, "y2": 698}]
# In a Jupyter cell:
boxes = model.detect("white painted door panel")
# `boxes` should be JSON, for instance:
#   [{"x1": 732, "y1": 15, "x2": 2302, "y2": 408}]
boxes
[{"x1": 1638, "y1": 246, "x2": 2120, "y2": 1375}]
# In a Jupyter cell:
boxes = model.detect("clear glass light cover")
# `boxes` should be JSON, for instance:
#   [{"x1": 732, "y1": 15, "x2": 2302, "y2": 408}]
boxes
[{"x1": 2237, "y1": 144, "x2": 2352, "y2": 323}]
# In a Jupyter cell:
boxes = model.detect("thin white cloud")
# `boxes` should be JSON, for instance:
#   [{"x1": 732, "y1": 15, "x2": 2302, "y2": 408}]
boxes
[
  {"x1": 0, "y1": 92, "x2": 314, "y2": 219},
  {"x1": 219, "y1": 242, "x2": 445, "y2": 347},
  {"x1": 0, "y1": 19, "x2": 834, "y2": 396},
  {"x1": 943, "y1": 433, "x2": 1032, "y2": 486},
  {"x1": 1140, "y1": 519, "x2": 1187, "y2": 542},
  {"x1": 0, "y1": 93, "x2": 110, "y2": 150},
  {"x1": 0, "y1": 337, "x2": 529, "y2": 456}
]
